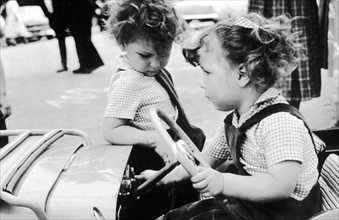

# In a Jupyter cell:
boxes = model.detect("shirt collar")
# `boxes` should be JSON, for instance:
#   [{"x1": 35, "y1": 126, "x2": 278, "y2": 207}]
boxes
[
  {"x1": 117, "y1": 54, "x2": 135, "y2": 71},
  {"x1": 253, "y1": 87, "x2": 281, "y2": 107},
  {"x1": 234, "y1": 88, "x2": 283, "y2": 126}
]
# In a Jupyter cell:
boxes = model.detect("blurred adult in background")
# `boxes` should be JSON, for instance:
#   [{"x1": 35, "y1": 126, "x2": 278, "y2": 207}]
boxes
[
  {"x1": 319, "y1": 0, "x2": 339, "y2": 126},
  {"x1": 248, "y1": 0, "x2": 322, "y2": 109},
  {"x1": 0, "y1": 0, "x2": 6, "y2": 37},
  {"x1": 94, "y1": 0, "x2": 107, "y2": 31},
  {"x1": 69, "y1": 0, "x2": 104, "y2": 74},
  {"x1": 39, "y1": 0, "x2": 71, "y2": 73},
  {"x1": 2, "y1": 0, "x2": 32, "y2": 46},
  {"x1": 0, "y1": 0, "x2": 10, "y2": 148},
  {"x1": 0, "y1": 60, "x2": 11, "y2": 148},
  {"x1": 328, "y1": 0, "x2": 339, "y2": 127}
]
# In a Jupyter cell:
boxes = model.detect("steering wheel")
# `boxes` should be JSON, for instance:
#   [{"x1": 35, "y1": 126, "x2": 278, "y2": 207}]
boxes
[
  {"x1": 150, "y1": 108, "x2": 210, "y2": 175},
  {"x1": 125, "y1": 108, "x2": 209, "y2": 203}
]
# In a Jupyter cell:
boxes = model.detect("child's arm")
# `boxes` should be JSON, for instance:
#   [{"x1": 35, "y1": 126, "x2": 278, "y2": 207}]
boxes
[
  {"x1": 103, "y1": 117, "x2": 171, "y2": 159},
  {"x1": 103, "y1": 117, "x2": 157, "y2": 146},
  {"x1": 0, "y1": 60, "x2": 11, "y2": 119},
  {"x1": 137, "y1": 164, "x2": 192, "y2": 186},
  {"x1": 136, "y1": 145, "x2": 226, "y2": 185},
  {"x1": 191, "y1": 160, "x2": 300, "y2": 202}
]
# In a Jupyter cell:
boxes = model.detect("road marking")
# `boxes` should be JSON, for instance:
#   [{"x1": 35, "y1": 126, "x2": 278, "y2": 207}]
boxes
[
  {"x1": 46, "y1": 100, "x2": 90, "y2": 108},
  {"x1": 46, "y1": 88, "x2": 108, "y2": 108}
]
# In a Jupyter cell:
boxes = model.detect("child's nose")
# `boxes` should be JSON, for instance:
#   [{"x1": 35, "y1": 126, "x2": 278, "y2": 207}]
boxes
[
  {"x1": 150, "y1": 57, "x2": 160, "y2": 69},
  {"x1": 200, "y1": 75, "x2": 206, "y2": 89},
  {"x1": 200, "y1": 81, "x2": 205, "y2": 89}
]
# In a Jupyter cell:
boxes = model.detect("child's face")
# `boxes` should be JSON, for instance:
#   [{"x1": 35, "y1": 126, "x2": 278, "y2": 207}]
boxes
[
  {"x1": 198, "y1": 33, "x2": 241, "y2": 111},
  {"x1": 121, "y1": 38, "x2": 172, "y2": 77}
]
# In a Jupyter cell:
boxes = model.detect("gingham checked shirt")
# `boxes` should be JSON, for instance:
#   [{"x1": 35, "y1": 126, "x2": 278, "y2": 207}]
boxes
[
  {"x1": 205, "y1": 88, "x2": 319, "y2": 201},
  {"x1": 104, "y1": 55, "x2": 178, "y2": 130}
]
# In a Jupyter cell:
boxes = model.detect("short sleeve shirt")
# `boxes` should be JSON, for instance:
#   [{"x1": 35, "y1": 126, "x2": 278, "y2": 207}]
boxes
[
  {"x1": 205, "y1": 88, "x2": 319, "y2": 201},
  {"x1": 104, "y1": 55, "x2": 178, "y2": 130}
]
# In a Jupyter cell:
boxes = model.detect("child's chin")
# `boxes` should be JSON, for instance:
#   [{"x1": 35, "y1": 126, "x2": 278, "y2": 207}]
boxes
[
  {"x1": 143, "y1": 71, "x2": 159, "y2": 77},
  {"x1": 211, "y1": 103, "x2": 222, "y2": 110},
  {"x1": 213, "y1": 104, "x2": 229, "y2": 112}
]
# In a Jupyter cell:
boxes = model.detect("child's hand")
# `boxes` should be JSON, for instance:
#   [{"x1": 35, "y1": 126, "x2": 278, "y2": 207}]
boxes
[
  {"x1": 154, "y1": 143, "x2": 171, "y2": 164},
  {"x1": 0, "y1": 95, "x2": 11, "y2": 119},
  {"x1": 135, "y1": 170, "x2": 157, "y2": 182},
  {"x1": 135, "y1": 169, "x2": 174, "y2": 186},
  {"x1": 152, "y1": 134, "x2": 173, "y2": 164},
  {"x1": 191, "y1": 166, "x2": 224, "y2": 198}
]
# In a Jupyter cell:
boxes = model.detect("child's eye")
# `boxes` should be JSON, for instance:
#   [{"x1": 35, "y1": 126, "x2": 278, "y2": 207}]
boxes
[
  {"x1": 139, "y1": 53, "x2": 152, "y2": 59},
  {"x1": 201, "y1": 68, "x2": 211, "y2": 75}
]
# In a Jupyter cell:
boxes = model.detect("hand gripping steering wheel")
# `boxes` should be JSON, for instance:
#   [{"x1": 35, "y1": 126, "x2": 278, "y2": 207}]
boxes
[
  {"x1": 126, "y1": 108, "x2": 209, "y2": 203},
  {"x1": 149, "y1": 108, "x2": 210, "y2": 175}
]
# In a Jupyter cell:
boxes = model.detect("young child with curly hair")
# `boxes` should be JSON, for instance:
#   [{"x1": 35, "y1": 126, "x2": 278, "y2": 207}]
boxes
[
  {"x1": 104, "y1": 0, "x2": 180, "y2": 157},
  {"x1": 138, "y1": 13, "x2": 321, "y2": 220},
  {"x1": 103, "y1": 0, "x2": 205, "y2": 218}
]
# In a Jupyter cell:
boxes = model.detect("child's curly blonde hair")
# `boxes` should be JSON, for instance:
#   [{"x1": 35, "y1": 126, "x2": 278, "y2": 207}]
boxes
[
  {"x1": 184, "y1": 13, "x2": 303, "y2": 93},
  {"x1": 106, "y1": 0, "x2": 181, "y2": 53}
]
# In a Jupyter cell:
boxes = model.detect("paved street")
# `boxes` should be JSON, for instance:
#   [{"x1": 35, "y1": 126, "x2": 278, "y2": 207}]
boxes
[{"x1": 1, "y1": 28, "x2": 338, "y2": 144}]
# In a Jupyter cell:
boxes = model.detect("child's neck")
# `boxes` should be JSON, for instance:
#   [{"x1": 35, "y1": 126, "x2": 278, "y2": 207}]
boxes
[{"x1": 237, "y1": 90, "x2": 261, "y2": 116}]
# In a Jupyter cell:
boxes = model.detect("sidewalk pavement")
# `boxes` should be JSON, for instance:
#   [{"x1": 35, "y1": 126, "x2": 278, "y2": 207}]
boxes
[
  {"x1": 300, "y1": 69, "x2": 338, "y2": 130},
  {"x1": 2, "y1": 28, "x2": 338, "y2": 144}
]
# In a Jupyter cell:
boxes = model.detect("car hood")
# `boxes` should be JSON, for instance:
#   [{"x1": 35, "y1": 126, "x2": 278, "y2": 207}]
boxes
[{"x1": 0, "y1": 130, "x2": 132, "y2": 219}]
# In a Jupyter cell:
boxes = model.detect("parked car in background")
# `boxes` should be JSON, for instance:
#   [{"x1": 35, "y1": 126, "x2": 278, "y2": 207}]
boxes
[
  {"x1": 18, "y1": 5, "x2": 54, "y2": 41},
  {"x1": 175, "y1": 0, "x2": 248, "y2": 29},
  {"x1": 175, "y1": 1, "x2": 218, "y2": 29},
  {"x1": 1, "y1": 2, "x2": 54, "y2": 47}
]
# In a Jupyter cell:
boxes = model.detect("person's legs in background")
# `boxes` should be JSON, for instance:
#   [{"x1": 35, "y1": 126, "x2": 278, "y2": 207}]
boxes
[
  {"x1": 70, "y1": 4, "x2": 103, "y2": 74},
  {"x1": 0, "y1": 113, "x2": 9, "y2": 148},
  {"x1": 55, "y1": 29, "x2": 68, "y2": 72},
  {"x1": 288, "y1": 100, "x2": 301, "y2": 110}
]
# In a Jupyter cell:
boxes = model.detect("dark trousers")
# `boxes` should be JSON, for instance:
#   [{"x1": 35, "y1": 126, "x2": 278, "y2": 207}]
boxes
[
  {"x1": 70, "y1": 5, "x2": 103, "y2": 69},
  {"x1": 122, "y1": 146, "x2": 199, "y2": 220},
  {"x1": 72, "y1": 32, "x2": 103, "y2": 69},
  {"x1": 55, "y1": 31, "x2": 67, "y2": 68},
  {"x1": 0, "y1": 112, "x2": 8, "y2": 148},
  {"x1": 288, "y1": 100, "x2": 301, "y2": 110},
  {"x1": 49, "y1": 2, "x2": 71, "y2": 68},
  {"x1": 161, "y1": 183, "x2": 322, "y2": 220}
]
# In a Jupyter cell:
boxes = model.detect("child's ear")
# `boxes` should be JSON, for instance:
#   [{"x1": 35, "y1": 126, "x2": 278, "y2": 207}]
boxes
[{"x1": 237, "y1": 64, "x2": 250, "y2": 87}]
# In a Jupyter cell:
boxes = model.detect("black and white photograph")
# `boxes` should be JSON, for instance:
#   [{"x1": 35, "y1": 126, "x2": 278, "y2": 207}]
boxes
[{"x1": 0, "y1": 0, "x2": 338, "y2": 219}]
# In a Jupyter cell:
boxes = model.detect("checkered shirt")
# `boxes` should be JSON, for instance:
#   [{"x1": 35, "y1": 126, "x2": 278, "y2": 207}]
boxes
[
  {"x1": 104, "y1": 55, "x2": 178, "y2": 130},
  {"x1": 205, "y1": 88, "x2": 319, "y2": 201}
]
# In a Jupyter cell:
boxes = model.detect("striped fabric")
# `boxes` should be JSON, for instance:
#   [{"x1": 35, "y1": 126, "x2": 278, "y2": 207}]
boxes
[{"x1": 318, "y1": 154, "x2": 339, "y2": 211}]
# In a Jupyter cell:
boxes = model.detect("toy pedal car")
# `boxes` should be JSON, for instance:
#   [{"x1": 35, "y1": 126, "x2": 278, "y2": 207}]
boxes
[
  {"x1": 0, "y1": 110, "x2": 338, "y2": 219},
  {"x1": 0, "y1": 129, "x2": 132, "y2": 219}
]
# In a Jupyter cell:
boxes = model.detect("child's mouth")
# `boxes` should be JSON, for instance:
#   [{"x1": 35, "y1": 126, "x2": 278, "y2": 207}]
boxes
[{"x1": 144, "y1": 70, "x2": 159, "y2": 76}]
